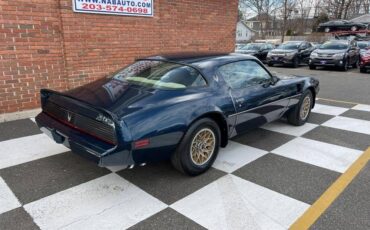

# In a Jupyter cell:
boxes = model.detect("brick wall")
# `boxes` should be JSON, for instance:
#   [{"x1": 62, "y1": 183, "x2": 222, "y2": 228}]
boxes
[
  {"x1": 0, "y1": 0, "x2": 68, "y2": 113},
  {"x1": 1, "y1": 0, "x2": 238, "y2": 114}
]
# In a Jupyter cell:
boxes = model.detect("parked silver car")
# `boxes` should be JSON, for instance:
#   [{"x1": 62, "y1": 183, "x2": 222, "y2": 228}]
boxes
[{"x1": 309, "y1": 40, "x2": 360, "y2": 71}]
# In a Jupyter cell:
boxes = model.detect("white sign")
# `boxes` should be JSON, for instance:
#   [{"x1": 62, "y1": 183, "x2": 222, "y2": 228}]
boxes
[{"x1": 73, "y1": 0, "x2": 153, "y2": 17}]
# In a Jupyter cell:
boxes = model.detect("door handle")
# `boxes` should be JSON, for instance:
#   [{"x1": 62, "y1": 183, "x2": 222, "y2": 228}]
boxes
[
  {"x1": 235, "y1": 98, "x2": 245, "y2": 107},
  {"x1": 235, "y1": 98, "x2": 245, "y2": 103}
]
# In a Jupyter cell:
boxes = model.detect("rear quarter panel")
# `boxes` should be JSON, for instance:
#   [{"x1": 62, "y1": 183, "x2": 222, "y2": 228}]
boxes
[{"x1": 120, "y1": 87, "x2": 235, "y2": 164}]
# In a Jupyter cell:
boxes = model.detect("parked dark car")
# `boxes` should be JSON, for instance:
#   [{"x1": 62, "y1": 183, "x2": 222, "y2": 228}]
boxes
[
  {"x1": 35, "y1": 53, "x2": 319, "y2": 176},
  {"x1": 235, "y1": 43, "x2": 274, "y2": 61},
  {"x1": 267, "y1": 41, "x2": 315, "y2": 67},
  {"x1": 309, "y1": 40, "x2": 360, "y2": 71},
  {"x1": 317, "y1": 20, "x2": 367, "y2": 33},
  {"x1": 360, "y1": 47, "x2": 370, "y2": 73}
]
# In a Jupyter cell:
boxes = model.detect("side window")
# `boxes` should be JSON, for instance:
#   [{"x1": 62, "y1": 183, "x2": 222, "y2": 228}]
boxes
[
  {"x1": 114, "y1": 61, "x2": 207, "y2": 90},
  {"x1": 161, "y1": 66, "x2": 207, "y2": 88},
  {"x1": 218, "y1": 61, "x2": 271, "y2": 89}
]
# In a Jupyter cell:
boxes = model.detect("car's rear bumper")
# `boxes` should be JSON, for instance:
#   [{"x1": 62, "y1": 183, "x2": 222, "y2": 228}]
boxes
[
  {"x1": 309, "y1": 58, "x2": 344, "y2": 67},
  {"x1": 35, "y1": 112, "x2": 135, "y2": 166}
]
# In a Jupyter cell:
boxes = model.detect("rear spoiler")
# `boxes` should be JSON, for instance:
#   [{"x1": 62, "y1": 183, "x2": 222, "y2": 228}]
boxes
[{"x1": 40, "y1": 89, "x2": 118, "y2": 121}]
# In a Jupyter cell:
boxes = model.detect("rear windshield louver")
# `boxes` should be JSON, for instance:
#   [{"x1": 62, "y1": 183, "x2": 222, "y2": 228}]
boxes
[{"x1": 43, "y1": 101, "x2": 117, "y2": 145}]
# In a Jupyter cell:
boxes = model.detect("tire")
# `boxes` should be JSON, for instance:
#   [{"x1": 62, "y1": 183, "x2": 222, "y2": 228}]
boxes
[
  {"x1": 287, "y1": 90, "x2": 313, "y2": 126},
  {"x1": 309, "y1": 65, "x2": 316, "y2": 70},
  {"x1": 171, "y1": 118, "x2": 220, "y2": 176},
  {"x1": 292, "y1": 56, "x2": 299, "y2": 68},
  {"x1": 360, "y1": 67, "x2": 366, "y2": 73},
  {"x1": 268, "y1": 62, "x2": 274, "y2": 67},
  {"x1": 352, "y1": 58, "x2": 359, "y2": 69},
  {"x1": 341, "y1": 59, "x2": 348, "y2": 71}
]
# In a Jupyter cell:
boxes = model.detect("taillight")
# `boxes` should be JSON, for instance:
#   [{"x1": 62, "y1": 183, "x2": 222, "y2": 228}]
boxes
[{"x1": 134, "y1": 139, "x2": 150, "y2": 149}]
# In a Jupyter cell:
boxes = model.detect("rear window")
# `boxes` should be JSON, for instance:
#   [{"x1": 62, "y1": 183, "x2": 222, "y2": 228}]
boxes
[
  {"x1": 358, "y1": 42, "x2": 369, "y2": 49},
  {"x1": 110, "y1": 60, "x2": 206, "y2": 90}
]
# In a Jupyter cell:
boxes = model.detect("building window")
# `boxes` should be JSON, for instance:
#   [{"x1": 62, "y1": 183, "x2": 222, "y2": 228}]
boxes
[{"x1": 237, "y1": 30, "x2": 242, "y2": 37}]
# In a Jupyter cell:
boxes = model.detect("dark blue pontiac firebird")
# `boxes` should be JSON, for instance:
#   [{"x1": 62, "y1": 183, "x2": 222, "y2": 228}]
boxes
[{"x1": 36, "y1": 53, "x2": 319, "y2": 176}]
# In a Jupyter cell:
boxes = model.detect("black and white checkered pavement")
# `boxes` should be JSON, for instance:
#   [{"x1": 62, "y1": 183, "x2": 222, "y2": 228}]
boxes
[{"x1": 1, "y1": 100, "x2": 370, "y2": 230}]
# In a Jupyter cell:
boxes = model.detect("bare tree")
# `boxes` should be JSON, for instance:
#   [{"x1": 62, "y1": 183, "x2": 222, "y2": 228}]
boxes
[
  {"x1": 362, "y1": 0, "x2": 370, "y2": 14},
  {"x1": 347, "y1": 0, "x2": 370, "y2": 16},
  {"x1": 293, "y1": 0, "x2": 313, "y2": 35},
  {"x1": 239, "y1": 0, "x2": 280, "y2": 38},
  {"x1": 279, "y1": 0, "x2": 297, "y2": 42},
  {"x1": 322, "y1": 0, "x2": 369, "y2": 19}
]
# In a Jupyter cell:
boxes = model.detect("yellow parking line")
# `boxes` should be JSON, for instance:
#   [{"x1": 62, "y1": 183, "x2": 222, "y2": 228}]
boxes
[
  {"x1": 317, "y1": 97, "x2": 360, "y2": 105},
  {"x1": 290, "y1": 147, "x2": 370, "y2": 230}
]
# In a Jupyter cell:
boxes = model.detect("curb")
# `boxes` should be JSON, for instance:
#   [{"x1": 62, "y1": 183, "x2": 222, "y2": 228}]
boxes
[{"x1": 0, "y1": 108, "x2": 41, "y2": 123}]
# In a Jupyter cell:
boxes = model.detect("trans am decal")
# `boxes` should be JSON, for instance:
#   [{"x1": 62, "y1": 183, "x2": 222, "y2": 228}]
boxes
[{"x1": 73, "y1": 0, "x2": 153, "y2": 17}]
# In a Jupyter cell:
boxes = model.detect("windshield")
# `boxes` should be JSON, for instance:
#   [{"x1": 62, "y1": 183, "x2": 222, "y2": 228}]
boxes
[
  {"x1": 241, "y1": 43, "x2": 263, "y2": 51},
  {"x1": 330, "y1": 20, "x2": 347, "y2": 24},
  {"x1": 110, "y1": 60, "x2": 206, "y2": 90},
  {"x1": 236, "y1": 44, "x2": 245, "y2": 49},
  {"x1": 277, "y1": 42, "x2": 300, "y2": 50},
  {"x1": 358, "y1": 42, "x2": 369, "y2": 49},
  {"x1": 319, "y1": 41, "x2": 348, "y2": 50}
]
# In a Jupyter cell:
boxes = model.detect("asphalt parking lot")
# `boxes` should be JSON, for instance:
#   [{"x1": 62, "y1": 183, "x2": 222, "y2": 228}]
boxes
[
  {"x1": 0, "y1": 65, "x2": 369, "y2": 230},
  {"x1": 269, "y1": 65, "x2": 370, "y2": 105}
]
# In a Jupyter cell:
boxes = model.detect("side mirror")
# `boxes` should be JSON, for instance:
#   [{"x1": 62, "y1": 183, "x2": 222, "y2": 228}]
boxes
[{"x1": 271, "y1": 74, "x2": 279, "y2": 85}]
